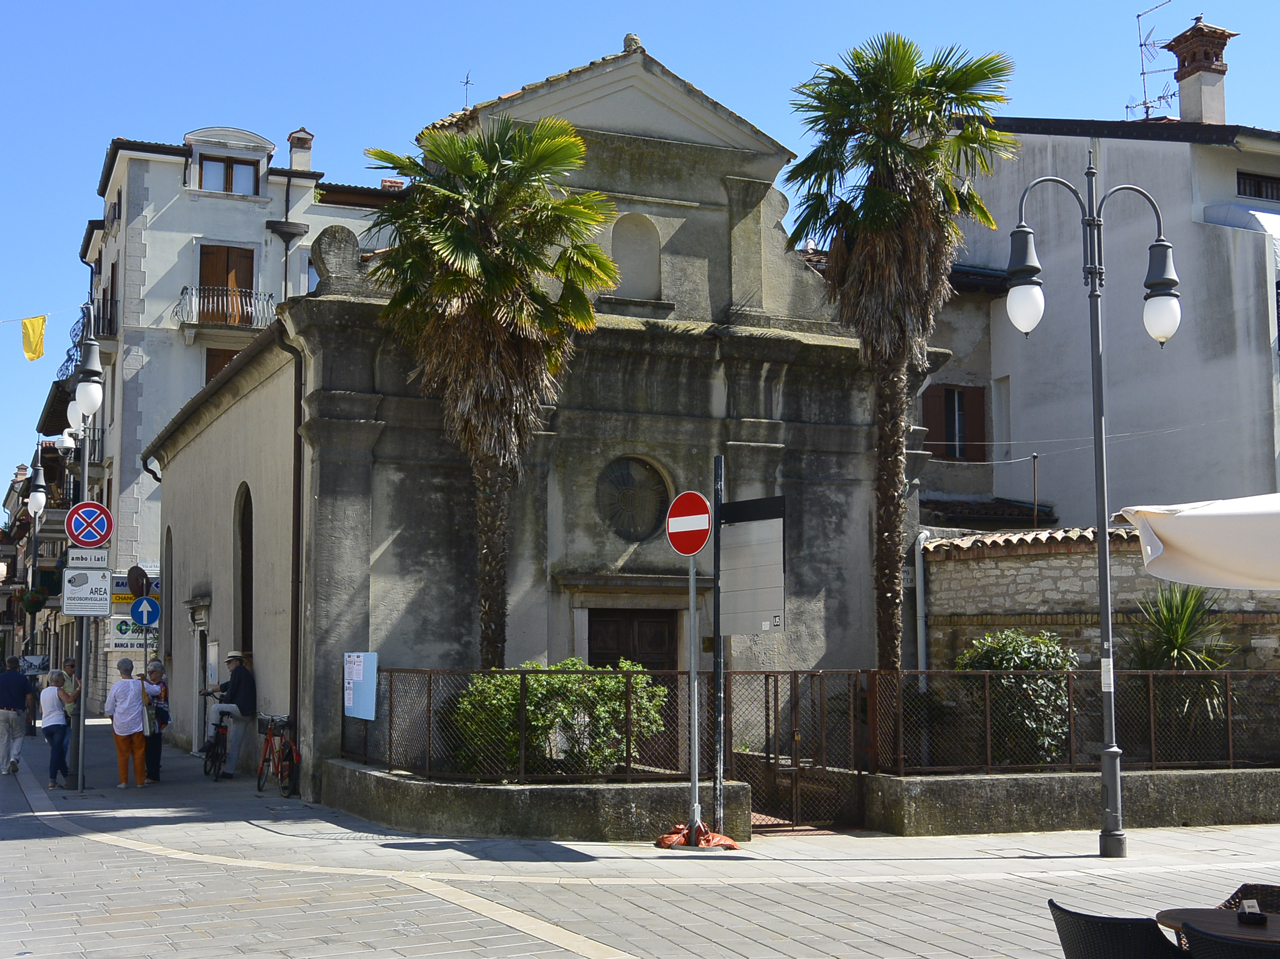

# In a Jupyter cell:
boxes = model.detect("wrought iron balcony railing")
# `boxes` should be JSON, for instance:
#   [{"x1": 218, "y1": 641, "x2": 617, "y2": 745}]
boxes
[
  {"x1": 94, "y1": 297, "x2": 118, "y2": 338},
  {"x1": 172, "y1": 286, "x2": 275, "y2": 327},
  {"x1": 83, "y1": 427, "x2": 105, "y2": 466}
]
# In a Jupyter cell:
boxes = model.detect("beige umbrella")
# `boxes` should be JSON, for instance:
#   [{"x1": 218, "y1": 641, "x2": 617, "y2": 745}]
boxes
[{"x1": 1121, "y1": 493, "x2": 1280, "y2": 590}]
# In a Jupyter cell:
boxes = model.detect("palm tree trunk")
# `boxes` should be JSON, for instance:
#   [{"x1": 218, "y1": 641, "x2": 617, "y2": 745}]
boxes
[
  {"x1": 873, "y1": 354, "x2": 911, "y2": 671},
  {"x1": 473, "y1": 459, "x2": 514, "y2": 669}
]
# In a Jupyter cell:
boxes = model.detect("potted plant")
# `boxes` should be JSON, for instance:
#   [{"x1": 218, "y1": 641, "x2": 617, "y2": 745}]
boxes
[{"x1": 13, "y1": 585, "x2": 49, "y2": 615}]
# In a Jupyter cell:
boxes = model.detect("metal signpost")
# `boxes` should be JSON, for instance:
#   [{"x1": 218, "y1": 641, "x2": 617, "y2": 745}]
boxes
[
  {"x1": 665, "y1": 490, "x2": 711, "y2": 844},
  {"x1": 65, "y1": 501, "x2": 112, "y2": 795}
]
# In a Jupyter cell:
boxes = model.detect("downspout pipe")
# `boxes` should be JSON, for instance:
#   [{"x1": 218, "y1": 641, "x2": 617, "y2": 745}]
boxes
[{"x1": 273, "y1": 322, "x2": 305, "y2": 736}]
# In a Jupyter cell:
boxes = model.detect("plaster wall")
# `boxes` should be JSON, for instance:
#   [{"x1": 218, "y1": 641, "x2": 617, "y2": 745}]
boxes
[
  {"x1": 156, "y1": 349, "x2": 295, "y2": 757},
  {"x1": 962, "y1": 134, "x2": 1280, "y2": 526}
]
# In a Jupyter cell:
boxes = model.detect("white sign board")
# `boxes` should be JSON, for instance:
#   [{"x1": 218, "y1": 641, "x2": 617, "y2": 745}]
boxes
[
  {"x1": 343, "y1": 652, "x2": 377, "y2": 720},
  {"x1": 720, "y1": 497, "x2": 785, "y2": 636},
  {"x1": 66, "y1": 547, "x2": 110, "y2": 569},
  {"x1": 62, "y1": 568, "x2": 111, "y2": 616}
]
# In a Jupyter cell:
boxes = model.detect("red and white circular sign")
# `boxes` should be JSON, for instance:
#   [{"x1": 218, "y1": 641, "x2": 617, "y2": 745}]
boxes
[{"x1": 666, "y1": 491, "x2": 711, "y2": 556}]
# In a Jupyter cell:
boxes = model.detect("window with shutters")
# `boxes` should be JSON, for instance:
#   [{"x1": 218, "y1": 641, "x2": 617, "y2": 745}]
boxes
[
  {"x1": 921, "y1": 384, "x2": 986, "y2": 461},
  {"x1": 1239, "y1": 171, "x2": 1280, "y2": 203},
  {"x1": 198, "y1": 245, "x2": 255, "y2": 324},
  {"x1": 205, "y1": 348, "x2": 238, "y2": 384},
  {"x1": 199, "y1": 156, "x2": 258, "y2": 195}
]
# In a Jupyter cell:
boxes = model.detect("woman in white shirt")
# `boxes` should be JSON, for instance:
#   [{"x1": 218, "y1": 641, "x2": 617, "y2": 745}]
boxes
[
  {"x1": 39, "y1": 670, "x2": 77, "y2": 788},
  {"x1": 103, "y1": 658, "x2": 162, "y2": 789}
]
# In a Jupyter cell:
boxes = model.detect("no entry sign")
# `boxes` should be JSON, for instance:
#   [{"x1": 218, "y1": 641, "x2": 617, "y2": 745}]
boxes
[
  {"x1": 66, "y1": 502, "x2": 114, "y2": 548},
  {"x1": 666, "y1": 491, "x2": 711, "y2": 556}
]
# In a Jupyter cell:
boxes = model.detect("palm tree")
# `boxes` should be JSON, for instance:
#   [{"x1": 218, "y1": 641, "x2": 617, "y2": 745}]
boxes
[
  {"x1": 785, "y1": 35, "x2": 1016, "y2": 669},
  {"x1": 366, "y1": 116, "x2": 620, "y2": 668}
]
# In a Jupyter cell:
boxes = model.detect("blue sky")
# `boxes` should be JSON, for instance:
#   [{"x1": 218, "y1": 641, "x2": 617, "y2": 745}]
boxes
[{"x1": 1, "y1": 0, "x2": 1276, "y2": 498}]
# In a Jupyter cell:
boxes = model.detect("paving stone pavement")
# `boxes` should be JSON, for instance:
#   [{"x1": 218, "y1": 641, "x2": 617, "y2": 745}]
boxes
[{"x1": 4, "y1": 721, "x2": 1280, "y2": 958}]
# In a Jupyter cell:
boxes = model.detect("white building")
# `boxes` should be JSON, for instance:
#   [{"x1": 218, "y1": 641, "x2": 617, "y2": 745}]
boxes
[
  {"x1": 921, "y1": 18, "x2": 1280, "y2": 528},
  {"x1": 42, "y1": 127, "x2": 398, "y2": 701}
]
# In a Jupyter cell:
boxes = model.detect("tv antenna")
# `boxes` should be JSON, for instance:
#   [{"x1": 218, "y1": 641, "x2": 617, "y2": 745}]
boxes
[
  {"x1": 1127, "y1": 1, "x2": 1178, "y2": 119},
  {"x1": 461, "y1": 71, "x2": 474, "y2": 109}
]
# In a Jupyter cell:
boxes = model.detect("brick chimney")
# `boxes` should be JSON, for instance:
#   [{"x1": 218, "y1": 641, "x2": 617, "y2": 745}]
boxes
[
  {"x1": 1163, "y1": 17, "x2": 1238, "y2": 124},
  {"x1": 287, "y1": 127, "x2": 314, "y2": 171}
]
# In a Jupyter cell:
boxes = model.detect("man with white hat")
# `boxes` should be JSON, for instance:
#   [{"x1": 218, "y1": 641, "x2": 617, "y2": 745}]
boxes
[{"x1": 199, "y1": 651, "x2": 256, "y2": 778}]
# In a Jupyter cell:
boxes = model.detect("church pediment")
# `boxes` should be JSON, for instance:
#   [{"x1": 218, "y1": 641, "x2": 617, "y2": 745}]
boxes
[{"x1": 437, "y1": 41, "x2": 792, "y2": 162}]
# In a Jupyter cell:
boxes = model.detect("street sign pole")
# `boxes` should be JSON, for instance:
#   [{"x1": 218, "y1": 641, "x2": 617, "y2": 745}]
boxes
[
  {"x1": 712, "y1": 455, "x2": 725, "y2": 836},
  {"x1": 665, "y1": 490, "x2": 711, "y2": 845},
  {"x1": 687, "y1": 552, "x2": 700, "y2": 843},
  {"x1": 77, "y1": 411, "x2": 89, "y2": 795}
]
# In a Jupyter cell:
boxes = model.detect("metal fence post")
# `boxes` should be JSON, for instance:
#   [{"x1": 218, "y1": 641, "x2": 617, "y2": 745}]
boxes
[
  {"x1": 388, "y1": 671, "x2": 396, "y2": 770},
  {"x1": 868, "y1": 672, "x2": 879, "y2": 775},
  {"x1": 1068, "y1": 672, "x2": 1076, "y2": 771},
  {"x1": 1226, "y1": 672, "x2": 1234, "y2": 768},
  {"x1": 791, "y1": 671, "x2": 801, "y2": 767},
  {"x1": 425, "y1": 672, "x2": 433, "y2": 778},
  {"x1": 1148, "y1": 672, "x2": 1156, "y2": 768},
  {"x1": 625, "y1": 672, "x2": 633, "y2": 782},
  {"x1": 726, "y1": 671, "x2": 735, "y2": 783},
  {"x1": 518, "y1": 672, "x2": 528, "y2": 783},
  {"x1": 819, "y1": 673, "x2": 828, "y2": 768},
  {"x1": 896, "y1": 672, "x2": 905, "y2": 777},
  {"x1": 983, "y1": 671, "x2": 991, "y2": 774}
]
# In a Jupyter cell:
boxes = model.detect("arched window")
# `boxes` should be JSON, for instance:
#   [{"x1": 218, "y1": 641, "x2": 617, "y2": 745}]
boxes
[
  {"x1": 611, "y1": 213, "x2": 661, "y2": 300},
  {"x1": 233, "y1": 484, "x2": 254, "y2": 655}
]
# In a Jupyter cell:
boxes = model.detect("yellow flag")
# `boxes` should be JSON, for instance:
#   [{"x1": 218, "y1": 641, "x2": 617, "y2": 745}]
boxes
[{"x1": 21, "y1": 315, "x2": 45, "y2": 361}]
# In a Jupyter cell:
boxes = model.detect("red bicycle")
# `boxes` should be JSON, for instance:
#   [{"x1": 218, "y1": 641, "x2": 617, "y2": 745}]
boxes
[{"x1": 256, "y1": 715, "x2": 300, "y2": 797}]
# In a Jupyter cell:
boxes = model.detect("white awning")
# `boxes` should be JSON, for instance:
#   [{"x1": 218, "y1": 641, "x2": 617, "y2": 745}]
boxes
[
  {"x1": 1203, "y1": 203, "x2": 1280, "y2": 270},
  {"x1": 1121, "y1": 493, "x2": 1280, "y2": 590}
]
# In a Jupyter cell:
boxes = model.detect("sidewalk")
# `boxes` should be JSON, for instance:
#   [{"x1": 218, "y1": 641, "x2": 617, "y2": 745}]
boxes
[{"x1": 7, "y1": 721, "x2": 1280, "y2": 958}]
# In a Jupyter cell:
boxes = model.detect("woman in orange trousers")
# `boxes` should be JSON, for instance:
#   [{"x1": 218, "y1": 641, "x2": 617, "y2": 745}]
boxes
[{"x1": 103, "y1": 658, "x2": 162, "y2": 788}]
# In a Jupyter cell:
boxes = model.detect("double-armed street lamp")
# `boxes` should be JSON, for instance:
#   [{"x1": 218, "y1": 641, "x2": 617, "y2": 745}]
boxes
[
  {"x1": 1005, "y1": 152, "x2": 1181, "y2": 859},
  {"x1": 24, "y1": 463, "x2": 48, "y2": 659}
]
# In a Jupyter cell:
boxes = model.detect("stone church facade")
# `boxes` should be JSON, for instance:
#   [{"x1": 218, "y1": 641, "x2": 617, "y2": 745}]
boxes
[{"x1": 144, "y1": 39, "x2": 888, "y2": 796}]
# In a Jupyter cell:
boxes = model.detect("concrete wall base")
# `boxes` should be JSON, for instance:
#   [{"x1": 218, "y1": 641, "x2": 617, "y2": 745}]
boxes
[
  {"x1": 865, "y1": 767, "x2": 1280, "y2": 836},
  {"x1": 322, "y1": 759, "x2": 752, "y2": 843}
]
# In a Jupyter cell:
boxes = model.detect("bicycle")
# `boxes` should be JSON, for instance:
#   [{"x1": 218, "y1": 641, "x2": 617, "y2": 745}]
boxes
[
  {"x1": 200, "y1": 694, "x2": 229, "y2": 781},
  {"x1": 256, "y1": 715, "x2": 299, "y2": 797}
]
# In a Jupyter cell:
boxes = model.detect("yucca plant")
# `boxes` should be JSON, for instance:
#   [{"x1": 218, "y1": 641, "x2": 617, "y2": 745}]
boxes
[{"x1": 1122, "y1": 583, "x2": 1231, "y2": 671}]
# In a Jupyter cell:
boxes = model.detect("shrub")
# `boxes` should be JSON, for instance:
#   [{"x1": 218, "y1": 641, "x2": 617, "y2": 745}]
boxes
[
  {"x1": 956, "y1": 629, "x2": 1077, "y2": 766},
  {"x1": 443, "y1": 657, "x2": 666, "y2": 777}
]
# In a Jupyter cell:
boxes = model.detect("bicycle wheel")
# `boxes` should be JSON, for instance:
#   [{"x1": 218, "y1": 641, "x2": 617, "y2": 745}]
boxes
[
  {"x1": 211, "y1": 731, "x2": 226, "y2": 780},
  {"x1": 256, "y1": 744, "x2": 271, "y2": 792},
  {"x1": 203, "y1": 751, "x2": 215, "y2": 776},
  {"x1": 278, "y1": 746, "x2": 295, "y2": 798}
]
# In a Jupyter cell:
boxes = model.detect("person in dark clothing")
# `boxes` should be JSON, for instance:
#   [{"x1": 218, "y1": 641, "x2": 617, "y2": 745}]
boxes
[
  {"x1": 143, "y1": 661, "x2": 169, "y2": 783},
  {"x1": 199, "y1": 652, "x2": 256, "y2": 778},
  {"x1": 0, "y1": 656, "x2": 34, "y2": 775}
]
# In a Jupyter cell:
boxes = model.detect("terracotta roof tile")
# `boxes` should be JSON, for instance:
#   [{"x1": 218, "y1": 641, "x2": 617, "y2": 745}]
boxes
[{"x1": 923, "y1": 525, "x2": 1141, "y2": 555}]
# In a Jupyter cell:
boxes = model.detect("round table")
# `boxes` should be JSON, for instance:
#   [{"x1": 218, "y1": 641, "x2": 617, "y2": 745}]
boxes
[{"x1": 1157, "y1": 908, "x2": 1280, "y2": 944}]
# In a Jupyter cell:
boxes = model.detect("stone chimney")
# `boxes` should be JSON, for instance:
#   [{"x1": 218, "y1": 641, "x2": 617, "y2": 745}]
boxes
[
  {"x1": 287, "y1": 127, "x2": 314, "y2": 171},
  {"x1": 1163, "y1": 17, "x2": 1238, "y2": 124}
]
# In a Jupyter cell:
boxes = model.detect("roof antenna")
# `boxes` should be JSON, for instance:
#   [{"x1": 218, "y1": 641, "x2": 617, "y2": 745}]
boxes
[
  {"x1": 461, "y1": 71, "x2": 474, "y2": 109},
  {"x1": 1127, "y1": 1, "x2": 1179, "y2": 119}
]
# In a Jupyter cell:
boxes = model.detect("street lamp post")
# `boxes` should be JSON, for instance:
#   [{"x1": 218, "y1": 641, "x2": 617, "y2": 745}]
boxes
[
  {"x1": 71, "y1": 337, "x2": 104, "y2": 795},
  {"x1": 1005, "y1": 152, "x2": 1181, "y2": 860},
  {"x1": 25, "y1": 463, "x2": 48, "y2": 660}
]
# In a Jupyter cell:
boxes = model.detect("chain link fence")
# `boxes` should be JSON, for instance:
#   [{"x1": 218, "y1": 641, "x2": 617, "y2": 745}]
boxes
[{"x1": 342, "y1": 668, "x2": 1280, "y2": 827}]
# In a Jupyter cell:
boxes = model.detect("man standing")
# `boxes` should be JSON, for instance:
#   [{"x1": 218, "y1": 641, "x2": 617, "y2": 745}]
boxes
[
  {"x1": 200, "y1": 652, "x2": 255, "y2": 778},
  {"x1": 0, "y1": 656, "x2": 35, "y2": 774},
  {"x1": 62, "y1": 657, "x2": 80, "y2": 777}
]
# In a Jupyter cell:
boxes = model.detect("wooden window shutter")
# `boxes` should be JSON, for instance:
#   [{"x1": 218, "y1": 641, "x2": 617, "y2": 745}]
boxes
[
  {"x1": 963, "y1": 385, "x2": 986, "y2": 461},
  {"x1": 227, "y1": 247, "x2": 254, "y2": 291},
  {"x1": 921, "y1": 385, "x2": 946, "y2": 458},
  {"x1": 199, "y1": 244, "x2": 228, "y2": 287}
]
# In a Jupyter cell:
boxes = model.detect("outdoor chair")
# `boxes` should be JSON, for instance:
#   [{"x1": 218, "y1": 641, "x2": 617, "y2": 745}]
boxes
[
  {"x1": 1183, "y1": 924, "x2": 1280, "y2": 959},
  {"x1": 1220, "y1": 887, "x2": 1280, "y2": 915},
  {"x1": 1049, "y1": 899, "x2": 1183, "y2": 959}
]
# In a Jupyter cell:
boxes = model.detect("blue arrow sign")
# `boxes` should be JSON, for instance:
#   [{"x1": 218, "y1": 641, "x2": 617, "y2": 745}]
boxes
[{"x1": 131, "y1": 596, "x2": 160, "y2": 627}]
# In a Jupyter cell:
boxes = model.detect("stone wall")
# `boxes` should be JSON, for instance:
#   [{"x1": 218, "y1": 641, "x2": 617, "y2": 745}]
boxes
[{"x1": 923, "y1": 528, "x2": 1280, "y2": 668}]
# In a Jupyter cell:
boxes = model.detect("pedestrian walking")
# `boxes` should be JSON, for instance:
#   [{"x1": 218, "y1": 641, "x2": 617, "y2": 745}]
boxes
[
  {"x1": 199, "y1": 651, "x2": 256, "y2": 778},
  {"x1": 103, "y1": 658, "x2": 162, "y2": 789},
  {"x1": 39, "y1": 670, "x2": 76, "y2": 788},
  {"x1": 143, "y1": 661, "x2": 169, "y2": 784},
  {"x1": 62, "y1": 657, "x2": 80, "y2": 775},
  {"x1": 0, "y1": 656, "x2": 34, "y2": 775}
]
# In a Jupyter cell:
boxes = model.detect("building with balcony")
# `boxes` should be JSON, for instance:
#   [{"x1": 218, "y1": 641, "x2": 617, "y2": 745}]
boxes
[{"x1": 23, "y1": 126, "x2": 400, "y2": 706}]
